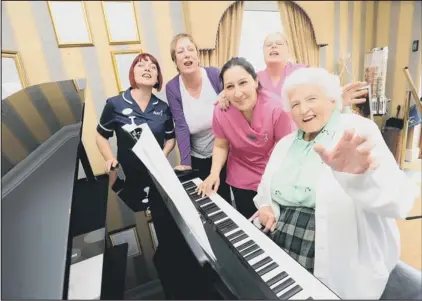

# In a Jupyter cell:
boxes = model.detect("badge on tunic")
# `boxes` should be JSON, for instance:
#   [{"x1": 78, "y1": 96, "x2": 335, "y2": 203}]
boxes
[{"x1": 122, "y1": 108, "x2": 133, "y2": 115}]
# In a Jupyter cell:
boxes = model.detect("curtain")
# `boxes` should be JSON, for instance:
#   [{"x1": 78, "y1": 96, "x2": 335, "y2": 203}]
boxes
[
  {"x1": 278, "y1": 1, "x2": 320, "y2": 67},
  {"x1": 199, "y1": 1, "x2": 244, "y2": 68}
]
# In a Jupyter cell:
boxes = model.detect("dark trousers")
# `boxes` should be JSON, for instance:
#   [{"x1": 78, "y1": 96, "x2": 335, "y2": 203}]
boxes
[
  {"x1": 231, "y1": 187, "x2": 258, "y2": 219},
  {"x1": 191, "y1": 156, "x2": 232, "y2": 204}
]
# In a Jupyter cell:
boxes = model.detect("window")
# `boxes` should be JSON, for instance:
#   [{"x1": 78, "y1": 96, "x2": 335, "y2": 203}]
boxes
[{"x1": 238, "y1": 4, "x2": 283, "y2": 72}]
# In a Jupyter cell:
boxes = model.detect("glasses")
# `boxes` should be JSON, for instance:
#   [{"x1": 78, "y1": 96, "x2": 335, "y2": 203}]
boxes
[{"x1": 265, "y1": 40, "x2": 287, "y2": 47}]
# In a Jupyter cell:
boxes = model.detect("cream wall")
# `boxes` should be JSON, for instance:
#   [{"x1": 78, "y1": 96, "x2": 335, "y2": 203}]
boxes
[{"x1": 2, "y1": 1, "x2": 184, "y2": 177}]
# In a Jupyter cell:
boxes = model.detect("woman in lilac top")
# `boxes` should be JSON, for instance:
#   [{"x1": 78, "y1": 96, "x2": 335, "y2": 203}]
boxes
[
  {"x1": 219, "y1": 32, "x2": 369, "y2": 109},
  {"x1": 165, "y1": 33, "x2": 231, "y2": 203}
]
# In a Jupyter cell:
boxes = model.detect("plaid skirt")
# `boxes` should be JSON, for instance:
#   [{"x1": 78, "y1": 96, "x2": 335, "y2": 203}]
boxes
[{"x1": 270, "y1": 206, "x2": 316, "y2": 273}]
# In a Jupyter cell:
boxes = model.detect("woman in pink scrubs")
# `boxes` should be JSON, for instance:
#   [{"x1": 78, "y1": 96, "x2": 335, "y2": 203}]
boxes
[{"x1": 197, "y1": 57, "x2": 295, "y2": 218}]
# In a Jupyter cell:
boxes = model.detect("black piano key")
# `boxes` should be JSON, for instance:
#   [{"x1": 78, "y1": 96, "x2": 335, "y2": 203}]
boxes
[
  {"x1": 202, "y1": 202, "x2": 218, "y2": 212},
  {"x1": 235, "y1": 239, "x2": 255, "y2": 252},
  {"x1": 251, "y1": 256, "x2": 272, "y2": 270},
  {"x1": 216, "y1": 218, "x2": 232, "y2": 229},
  {"x1": 244, "y1": 248, "x2": 264, "y2": 261},
  {"x1": 190, "y1": 193, "x2": 203, "y2": 201},
  {"x1": 182, "y1": 181, "x2": 195, "y2": 189},
  {"x1": 240, "y1": 243, "x2": 259, "y2": 256},
  {"x1": 197, "y1": 198, "x2": 212, "y2": 206},
  {"x1": 278, "y1": 284, "x2": 303, "y2": 300},
  {"x1": 210, "y1": 211, "x2": 227, "y2": 222},
  {"x1": 204, "y1": 205, "x2": 220, "y2": 215},
  {"x1": 221, "y1": 223, "x2": 238, "y2": 234},
  {"x1": 226, "y1": 229, "x2": 244, "y2": 240},
  {"x1": 186, "y1": 186, "x2": 196, "y2": 193},
  {"x1": 230, "y1": 233, "x2": 248, "y2": 244},
  {"x1": 273, "y1": 278, "x2": 295, "y2": 295},
  {"x1": 266, "y1": 271, "x2": 288, "y2": 287},
  {"x1": 258, "y1": 262, "x2": 278, "y2": 277}
]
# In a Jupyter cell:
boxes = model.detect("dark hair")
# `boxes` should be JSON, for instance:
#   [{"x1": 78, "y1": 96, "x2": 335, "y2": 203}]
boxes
[
  {"x1": 219, "y1": 57, "x2": 262, "y2": 91},
  {"x1": 129, "y1": 52, "x2": 163, "y2": 91}
]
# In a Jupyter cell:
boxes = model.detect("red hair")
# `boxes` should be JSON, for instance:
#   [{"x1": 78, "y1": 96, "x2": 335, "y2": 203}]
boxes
[{"x1": 129, "y1": 52, "x2": 163, "y2": 91}]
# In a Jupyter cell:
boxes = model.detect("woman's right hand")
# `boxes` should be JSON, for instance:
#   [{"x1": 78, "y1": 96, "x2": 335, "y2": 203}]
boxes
[
  {"x1": 105, "y1": 158, "x2": 119, "y2": 173},
  {"x1": 249, "y1": 205, "x2": 276, "y2": 233}
]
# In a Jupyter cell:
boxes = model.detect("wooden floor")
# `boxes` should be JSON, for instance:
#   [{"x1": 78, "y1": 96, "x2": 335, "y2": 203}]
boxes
[{"x1": 397, "y1": 183, "x2": 422, "y2": 270}]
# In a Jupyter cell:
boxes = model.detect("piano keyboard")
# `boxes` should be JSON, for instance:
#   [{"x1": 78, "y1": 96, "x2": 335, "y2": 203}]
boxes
[{"x1": 182, "y1": 178, "x2": 339, "y2": 300}]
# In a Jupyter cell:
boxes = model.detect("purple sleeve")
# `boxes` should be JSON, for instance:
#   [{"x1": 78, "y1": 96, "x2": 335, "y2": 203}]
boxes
[{"x1": 166, "y1": 84, "x2": 192, "y2": 166}]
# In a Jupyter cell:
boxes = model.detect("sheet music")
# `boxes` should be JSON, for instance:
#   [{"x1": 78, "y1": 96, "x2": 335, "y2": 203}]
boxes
[{"x1": 131, "y1": 124, "x2": 216, "y2": 260}]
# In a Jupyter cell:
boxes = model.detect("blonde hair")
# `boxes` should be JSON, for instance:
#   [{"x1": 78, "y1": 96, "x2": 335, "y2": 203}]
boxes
[
  {"x1": 263, "y1": 31, "x2": 295, "y2": 63},
  {"x1": 169, "y1": 33, "x2": 199, "y2": 63}
]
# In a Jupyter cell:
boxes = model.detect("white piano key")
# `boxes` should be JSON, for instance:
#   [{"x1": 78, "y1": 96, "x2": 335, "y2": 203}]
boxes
[
  {"x1": 276, "y1": 281, "x2": 297, "y2": 298},
  {"x1": 289, "y1": 289, "x2": 310, "y2": 300},
  {"x1": 261, "y1": 266, "x2": 284, "y2": 282},
  {"x1": 232, "y1": 238, "x2": 251, "y2": 248},
  {"x1": 246, "y1": 253, "x2": 267, "y2": 266}
]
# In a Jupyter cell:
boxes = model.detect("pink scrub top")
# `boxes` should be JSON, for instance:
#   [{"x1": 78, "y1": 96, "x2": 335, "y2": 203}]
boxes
[
  {"x1": 257, "y1": 62, "x2": 307, "y2": 97},
  {"x1": 212, "y1": 91, "x2": 296, "y2": 191}
]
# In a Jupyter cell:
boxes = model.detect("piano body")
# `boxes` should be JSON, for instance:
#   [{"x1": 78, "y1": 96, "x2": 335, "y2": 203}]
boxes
[
  {"x1": 131, "y1": 125, "x2": 340, "y2": 300},
  {"x1": 1, "y1": 80, "x2": 127, "y2": 299}
]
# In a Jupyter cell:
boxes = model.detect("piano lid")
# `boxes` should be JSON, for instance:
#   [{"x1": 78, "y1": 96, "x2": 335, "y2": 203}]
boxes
[
  {"x1": 1, "y1": 79, "x2": 86, "y2": 188},
  {"x1": 1, "y1": 78, "x2": 89, "y2": 299}
]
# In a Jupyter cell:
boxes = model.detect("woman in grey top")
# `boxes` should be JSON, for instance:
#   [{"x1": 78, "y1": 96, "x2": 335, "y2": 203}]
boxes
[{"x1": 165, "y1": 33, "x2": 231, "y2": 203}]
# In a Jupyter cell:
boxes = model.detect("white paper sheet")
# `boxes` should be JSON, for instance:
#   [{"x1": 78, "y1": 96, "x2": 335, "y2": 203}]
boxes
[
  {"x1": 68, "y1": 254, "x2": 103, "y2": 300},
  {"x1": 131, "y1": 124, "x2": 215, "y2": 260}
]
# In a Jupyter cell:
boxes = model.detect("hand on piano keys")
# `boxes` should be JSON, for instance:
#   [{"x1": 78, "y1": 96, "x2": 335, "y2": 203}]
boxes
[{"x1": 182, "y1": 177, "x2": 340, "y2": 300}]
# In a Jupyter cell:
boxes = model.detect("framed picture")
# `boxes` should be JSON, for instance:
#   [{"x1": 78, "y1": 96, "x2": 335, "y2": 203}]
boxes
[
  {"x1": 101, "y1": 1, "x2": 140, "y2": 45},
  {"x1": 111, "y1": 50, "x2": 142, "y2": 92},
  {"x1": 109, "y1": 225, "x2": 142, "y2": 257},
  {"x1": 148, "y1": 221, "x2": 159, "y2": 250},
  {"x1": 47, "y1": 1, "x2": 93, "y2": 47},
  {"x1": 1, "y1": 51, "x2": 28, "y2": 99}
]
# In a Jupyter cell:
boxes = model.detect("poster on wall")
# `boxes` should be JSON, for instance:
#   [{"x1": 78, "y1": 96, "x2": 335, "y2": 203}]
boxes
[
  {"x1": 109, "y1": 225, "x2": 142, "y2": 257},
  {"x1": 102, "y1": 1, "x2": 140, "y2": 45},
  {"x1": 111, "y1": 50, "x2": 142, "y2": 92},
  {"x1": 47, "y1": 1, "x2": 93, "y2": 47},
  {"x1": 1, "y1": 51, "x2": 27, "y2": 100}
]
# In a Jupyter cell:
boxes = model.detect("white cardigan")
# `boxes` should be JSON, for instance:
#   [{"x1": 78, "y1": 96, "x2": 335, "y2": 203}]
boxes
[{"x1": 253, "y1": 113, "x2": 420, "y2": 299}]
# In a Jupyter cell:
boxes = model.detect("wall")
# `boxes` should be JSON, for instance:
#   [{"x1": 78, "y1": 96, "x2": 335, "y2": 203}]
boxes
[
  {"x1": 2, "y1": 0, "x2": 186, "y2": 292},
  {"x1": 184, "y1": 0, "x2": 421, "y2": 113},
  {"x1": 2, "y1": 1, "x2": 184, "y2": 176}
]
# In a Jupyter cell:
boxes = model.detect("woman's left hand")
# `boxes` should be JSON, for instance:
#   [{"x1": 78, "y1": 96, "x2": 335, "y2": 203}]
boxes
[
  {"x1": 313, "y1": 129, "x2": 378, "y2": 174},
  {"x1": 342, "y1": 81, "x2": 368, "y2": 106}
]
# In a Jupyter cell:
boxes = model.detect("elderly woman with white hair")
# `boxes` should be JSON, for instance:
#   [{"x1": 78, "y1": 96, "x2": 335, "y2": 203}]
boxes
[{"x1": 250, "y1": 67, "x2": 420, "y2": 299}]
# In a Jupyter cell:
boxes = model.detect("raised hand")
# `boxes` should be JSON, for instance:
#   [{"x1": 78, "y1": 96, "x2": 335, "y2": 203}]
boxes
[
  {"x1": 313, "y1": 129, "x2": 378, "y2": 174},
  {"x1": 342, "y1": 81, "x2": 368, "y2": 106}
]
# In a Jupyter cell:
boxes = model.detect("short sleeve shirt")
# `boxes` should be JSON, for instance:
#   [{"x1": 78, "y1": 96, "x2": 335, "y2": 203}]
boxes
[
  {"x1": 96, "y1": 88, "x2": 175, "y2": 171},
  {"x1": 212, "y1": 91, "x2": 295, "y2": 191}
]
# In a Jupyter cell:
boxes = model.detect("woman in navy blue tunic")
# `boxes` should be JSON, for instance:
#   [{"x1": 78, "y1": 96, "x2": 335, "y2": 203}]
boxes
[{"x1": 96, "y1": 52, "x2": 175, "y2": 211}]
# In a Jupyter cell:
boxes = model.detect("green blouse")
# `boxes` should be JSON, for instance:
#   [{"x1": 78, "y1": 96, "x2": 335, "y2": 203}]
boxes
[{"x1": 270, "y1": 110, "x2": 341, "y2": 208}]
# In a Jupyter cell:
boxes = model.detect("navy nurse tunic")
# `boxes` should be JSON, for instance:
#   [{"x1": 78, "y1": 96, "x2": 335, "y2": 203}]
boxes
[{"x1": 96, "y1": 88, "x2": 175, "y2": 211}]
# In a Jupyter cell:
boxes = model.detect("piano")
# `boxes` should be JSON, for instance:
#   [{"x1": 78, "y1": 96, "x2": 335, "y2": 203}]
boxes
[
  {"x1": 148, "y1": 170, "x2": 340, "y2": 299},
  {"x1": 1, "y1": 79, "x2": 127, "y2": 299}
]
